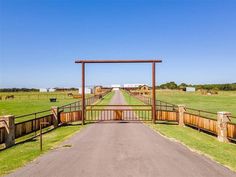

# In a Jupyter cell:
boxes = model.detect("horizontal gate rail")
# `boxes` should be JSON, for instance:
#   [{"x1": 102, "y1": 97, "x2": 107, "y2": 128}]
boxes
[
  {"x1": 15, "y1": 114, "x2": 54, "y2": 139},
  {"x1": 15, "y1": 109, "x2": 52, "y2": 123},
  {"x1": 86, "y1": 105, "x2": 152, "y2": 122}
]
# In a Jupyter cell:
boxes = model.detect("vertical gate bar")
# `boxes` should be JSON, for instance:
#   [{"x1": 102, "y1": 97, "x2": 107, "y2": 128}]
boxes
[
  {"x1": 128, "y1": 110, "x2": 129, "y2": 121},
  {"x1": 94, "y1": 110, "x2": 96, "y2": 121},
  {"x1": 132, "y1": 110, "x2": 133, "y2": 121},
  {"x1": 104, "y1": 110, "x2": 105, "y2": 121},
  {"x1": 152, "y1": 62, "x2": 156, "y2": 124},
  {"x1": 34, "y1": 113, "x2": 37, "y2": 136},
  {"x1": 143, "y1": 110, "x2": 145, "y2": 120},
  {"x1": 90, "y1": 106, "x2": 92, "y2": 121},
  {"x1": 111, "y1": 110, "x2": 113, "y2": 121},
  {"x1": 127, "y1": 111, "x2": 130, "y2": 120},
  {"x1": 81, "y1": 62, "x2": 85, "y2": 125},
  {"x1": 112, "y1": 110, "x2": 113, "y2": 121},
  {"x1": 106, "y1": 110, "x2": 108, "y2": 121},
  {"x1": 95, "y1": 110, "x2": 97, "y2": 121},
  {"x1": 129, "y1": 110, "x2": 130, "y2": 120}
]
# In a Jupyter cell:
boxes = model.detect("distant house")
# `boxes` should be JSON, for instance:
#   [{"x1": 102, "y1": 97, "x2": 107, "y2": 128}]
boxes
[
  {"x1": 39, "y1": 88, "x2": 48, "y2": 92},
  {"x1": 48, "y1": 88, "x2": 56, "y2": 92},
  {"x1": 78, "y1": 87, "x2": 92, "y2": 94},
  {"x1": 130, "y1": 84, "x2": 150, "y2": 96},
  {"x1": 39, "y1": 88, "x2": 55, "y2": 92},
  {"x1": 185, "y1": 87, "x2": 196, "y2": 92},
  {"x1": 111, "y1": 84, "x2": 121, "y2": 91},
  {"x1": 93, "y1": 86, "x2": 102, "y2": 95},
  {"x1": 138, "y1": 85, "x2": 150, "y2": 95},
  {"x1": 123, "y1": 84, "x2": 144, "y2": 88}
]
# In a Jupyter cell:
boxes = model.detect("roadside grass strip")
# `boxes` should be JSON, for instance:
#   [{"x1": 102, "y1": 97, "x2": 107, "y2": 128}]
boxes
[{"x1": 0, "y1": 125, "x2": 83, "y2": 176}]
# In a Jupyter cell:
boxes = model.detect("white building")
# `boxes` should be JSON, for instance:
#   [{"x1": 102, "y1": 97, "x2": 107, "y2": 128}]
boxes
[
  {"x1": 111, "y1": 84, "x2": 121, "y2": 91},
  {"x1": 186, "y1": 87, "x2": 196, "y2": 92},
  {"x1": 78, "y1": 87, "x2": 92, "y2": 94},
  {"x1": 123, "y1": 84, "x2": 145, "y2": 88},
  {"x1": 39, "y1": 88, "x2": 56, "y2": 92},
  {"x1": 39, "y1": 88, "x2": 48, "y2": 92},
  {"x1": 48, "y1": 88, "x2": 56, "y2": 92}
]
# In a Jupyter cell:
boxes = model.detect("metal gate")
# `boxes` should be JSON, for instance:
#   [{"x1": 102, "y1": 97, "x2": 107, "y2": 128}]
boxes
[{"x1": 85, "y1": 105, "x2": 152, "y2": 122}]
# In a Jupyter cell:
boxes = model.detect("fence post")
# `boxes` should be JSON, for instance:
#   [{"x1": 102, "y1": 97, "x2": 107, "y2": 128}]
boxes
[
  {"x1": 51, "y1": 106, "x2": 59, "y2": 128},
  {"x1": 217, "y1": 112, "x2": 231, "y2": 143},
  {"x1": 178, "y1": 105, "x2": 186, "y2": 126},
  {"x1": 0, "y1": 115, "x2": 15, "y2": 148}
]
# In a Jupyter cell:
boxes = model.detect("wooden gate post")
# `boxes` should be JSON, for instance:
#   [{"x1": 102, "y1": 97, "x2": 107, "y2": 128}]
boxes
[
  {"x1": 217, "y1": 112, "x2": 231, "y2": 143},
  {"x1": 152, "y1": 62, "x2": 156, "y2": 124},
  {"x1": 178, "y1": 105, "x2": 186, "y2": 126},
  {"x1": 0, "y1": 115, "x2": 15, "y2": 148},
  {"x1": 51, "y1": 106, "x2": 59, "y2": 128},
  {"x1": 81, "y1": 62, "x2": 85, "y2": 125}
]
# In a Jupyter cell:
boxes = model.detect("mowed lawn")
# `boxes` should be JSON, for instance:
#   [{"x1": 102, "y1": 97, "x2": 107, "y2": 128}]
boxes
[{"x1": 157, "y1": 90, "x2": 236, "y2": 116}]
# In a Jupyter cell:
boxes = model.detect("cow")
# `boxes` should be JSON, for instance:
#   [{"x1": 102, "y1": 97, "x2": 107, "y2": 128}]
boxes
[
  {"x1": 67, "y1": 93, "x2": 73, "y2": 97},
  {"x1": 5, "y1": 95, "x2": 14, "y2": 100}
]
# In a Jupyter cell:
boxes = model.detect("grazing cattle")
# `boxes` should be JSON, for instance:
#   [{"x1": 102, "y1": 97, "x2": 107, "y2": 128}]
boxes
[
  {"x1": 99, "y1": 94, "x2": 103, "y2": 99},
  {"x1": 67, "y1": 93, "x2": 73, "y2": 97},
  {"x1": 5, "y1": 95, "x2": 14, "y2": 100},
  {"x1": 0, "y1": 96, "x2": 2, "y2": 100},
  {"x1": 73, "y1": 95, "x2": 82, "y2": 99}
]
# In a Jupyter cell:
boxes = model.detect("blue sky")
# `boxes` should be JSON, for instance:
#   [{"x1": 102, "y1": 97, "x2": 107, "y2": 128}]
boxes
[{"x1": 0, "y1": 0, "x2": 236, "y2": 88}]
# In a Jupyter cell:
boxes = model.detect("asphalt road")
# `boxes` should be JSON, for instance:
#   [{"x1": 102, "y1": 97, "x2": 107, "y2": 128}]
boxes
[{"x1": 7, "y1": 90, "x2": 236, "y2": 177}]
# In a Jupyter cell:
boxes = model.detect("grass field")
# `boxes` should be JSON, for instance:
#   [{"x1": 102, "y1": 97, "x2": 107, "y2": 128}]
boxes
[
  {"x1": 122, "y1": 90, "x2": 236, "y2": 171},
  {"x1": 156, "y1": 90, "x2": 236, "y2": 116},
  {"x1": 0, "y1": 92, "x2": 80, "y2": 116},
  {"x1": 94, "y1": 91, "x2": 115, "y2": 106}
]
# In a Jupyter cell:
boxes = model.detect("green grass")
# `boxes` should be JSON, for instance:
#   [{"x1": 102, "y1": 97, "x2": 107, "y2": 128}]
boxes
[
  {"x1": 148, "y1": 124, "x2": 236, "y2": 172},
  {"x1": 0, "y1": 124, "x2": 83, "y2": 176},
  {"x1": 0, "y1": 92, "x2": 94, "y2": 117},
  {"x1": 85, "y1": 91, "x2": 115, "y2": 121},
  {"x1": 122, "y1": 90, "x2": 236, "y2": 171},
  {"x1": 0, "y1": 93, "x2": 94, "y2": 123},
  {"x1": 156, "y1": 90, "x2": 236, "y2": 116},
  {"x1": 0, "y1": 94, "x2": 76, "y2": 117},
  {"x1": 95, "y1": 91, "x2": 115, "y2": 106},
  {"x1": 122, "y1": 90, "x2": 151, "y2": 110},
  {"x1": 122, "y1": 90, "x2": 146, "y2": 106}
]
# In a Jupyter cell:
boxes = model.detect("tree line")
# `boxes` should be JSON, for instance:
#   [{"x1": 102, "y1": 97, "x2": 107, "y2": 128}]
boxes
[
  {"x1": 0, "y1": 88, "x2": 39, "y2": 92},
  {"x1": 1, "y1": 84, "x2": 236, "y2": 92},
  {"x1": 0, "y1": 88, "x2": 79, "y2": 92},
  {"x1": 158, "y1": 82, "x2": 236, "y2": 91}
]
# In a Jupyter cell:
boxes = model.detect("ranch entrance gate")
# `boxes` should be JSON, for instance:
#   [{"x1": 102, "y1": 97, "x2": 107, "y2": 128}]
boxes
[{"x1": 75, "y1": 59, "x2": 162, "y2": 124}]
